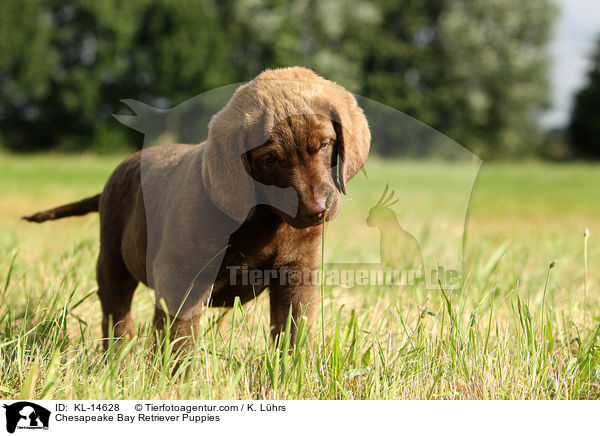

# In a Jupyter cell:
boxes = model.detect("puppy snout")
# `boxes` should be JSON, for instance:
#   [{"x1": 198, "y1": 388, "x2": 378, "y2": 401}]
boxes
[
  {"x1": 303, "y1": 202, "x2": 327, "y2": 220},
  {"x1": 305, "y1": 185, "x2": 334, "y2": 218}
]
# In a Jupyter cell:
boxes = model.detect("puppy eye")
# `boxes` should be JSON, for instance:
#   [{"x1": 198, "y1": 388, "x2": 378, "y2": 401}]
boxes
[
  {"x1": 319, "y1": 140, "x2": 333, "y2": 150},
  {"x1": 261, "y1": 157, "x2": 279, "y2": 168}
]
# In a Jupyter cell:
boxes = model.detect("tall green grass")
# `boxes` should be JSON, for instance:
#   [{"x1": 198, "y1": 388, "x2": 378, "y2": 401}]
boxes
[{"x1": 0, "y1": 153, "x2": 599, "y2": 399}]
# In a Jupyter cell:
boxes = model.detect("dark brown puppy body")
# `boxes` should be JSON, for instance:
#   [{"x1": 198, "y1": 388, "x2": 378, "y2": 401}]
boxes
[
  {"x1": 96, "y1": 140, "x2": 326, "y2": 343},
  {"x1": 24, "y1": 67, "x2": 370, "y2": 347}
]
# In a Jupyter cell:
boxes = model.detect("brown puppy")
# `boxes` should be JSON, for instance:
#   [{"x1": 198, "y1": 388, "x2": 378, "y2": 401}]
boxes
[{"x1": 24, "y1": 67, "x2": 370, "y2": 347}]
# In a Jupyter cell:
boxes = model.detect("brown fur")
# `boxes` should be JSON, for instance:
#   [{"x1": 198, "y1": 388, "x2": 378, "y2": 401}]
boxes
[{"x1": 24, "y1": 67, "x2": 370, "y2": 349}]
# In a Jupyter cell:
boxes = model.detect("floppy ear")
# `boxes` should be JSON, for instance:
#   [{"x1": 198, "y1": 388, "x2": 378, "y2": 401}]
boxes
[
  {"x1": 328, "y1": 91, "x2": 370, "y2": 194},
  {"x1": 202, "y1": 103, "x2": 261, "y2": 223}
]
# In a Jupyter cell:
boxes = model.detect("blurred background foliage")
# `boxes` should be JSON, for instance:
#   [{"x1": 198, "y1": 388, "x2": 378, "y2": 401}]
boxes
[
  {"x1": 569, "y1": 36, "x2": 600, "y2": 159},
  {"x1": 0, "y1": 0, "x2": 593, "y2": 159}
]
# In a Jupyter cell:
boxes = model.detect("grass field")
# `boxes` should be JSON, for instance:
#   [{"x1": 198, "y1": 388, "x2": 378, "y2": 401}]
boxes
[{"x1": 0, "y1": 152, "x2": 599, "y2": 399}]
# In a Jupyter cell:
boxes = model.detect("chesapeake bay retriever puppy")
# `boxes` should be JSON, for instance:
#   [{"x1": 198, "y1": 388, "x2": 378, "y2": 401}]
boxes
[{"x1": 24, "y1": 67, "x2": 370, "y2": 347}]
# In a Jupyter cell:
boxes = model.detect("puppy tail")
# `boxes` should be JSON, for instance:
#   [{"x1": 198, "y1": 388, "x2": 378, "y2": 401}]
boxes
[{"x1": 23, "y1": 194, "x2": 101, "y2": 223}]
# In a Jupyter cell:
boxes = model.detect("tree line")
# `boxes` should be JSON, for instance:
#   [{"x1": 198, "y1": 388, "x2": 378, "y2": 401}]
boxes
[{"x1": 0, "y1": 0, "x2": 563, "y2": 158}]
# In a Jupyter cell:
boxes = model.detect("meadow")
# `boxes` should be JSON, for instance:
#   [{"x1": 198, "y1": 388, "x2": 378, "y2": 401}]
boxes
[{"x1": 0, "y1": 152, "x2": 599, "y2": 399}]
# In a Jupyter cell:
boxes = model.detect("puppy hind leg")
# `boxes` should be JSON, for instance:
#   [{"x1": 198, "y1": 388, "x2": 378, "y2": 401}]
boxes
[{"x1": 97, "y1": 253, "x2": 138, "y2": 349}]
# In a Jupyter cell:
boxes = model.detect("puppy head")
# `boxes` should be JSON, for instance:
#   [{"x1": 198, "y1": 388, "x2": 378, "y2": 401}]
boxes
[
  {"x1": 202, "y1": 67, "x2": 370, "y2": 226},
  {"x1": 245, "y1": 113, "x2": 340, "y2": 228}
]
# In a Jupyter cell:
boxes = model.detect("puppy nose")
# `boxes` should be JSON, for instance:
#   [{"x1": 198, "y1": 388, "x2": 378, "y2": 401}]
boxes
[
  {"x1": 304, "y1": 203, "x2": 327, "y2": 219},
  {"x1": 305, "y1": 190, "x2": 334, "y2": 219}
]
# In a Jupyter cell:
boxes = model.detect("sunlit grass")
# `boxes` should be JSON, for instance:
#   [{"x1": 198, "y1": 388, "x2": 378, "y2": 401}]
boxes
[{"x1": 0, "y1": 152, "x2": 599, "y2": 399}]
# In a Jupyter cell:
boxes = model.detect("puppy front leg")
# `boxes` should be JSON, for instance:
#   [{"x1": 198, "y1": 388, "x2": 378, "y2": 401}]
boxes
[
  {"x1": 268, "y1": 281, "x2": 319, "y2": 345},
  {"x1": 152, "y1": 307, "x2": 200, "y2": 355}
]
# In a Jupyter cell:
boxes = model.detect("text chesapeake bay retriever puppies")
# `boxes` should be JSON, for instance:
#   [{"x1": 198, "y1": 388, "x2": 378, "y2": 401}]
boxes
[{"x1": 25, "y1": 67, "x2": 370, "y2": 347}]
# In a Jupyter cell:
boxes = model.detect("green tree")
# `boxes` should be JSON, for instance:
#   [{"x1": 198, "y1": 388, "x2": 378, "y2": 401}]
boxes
[
  {"x1": 0, "y1": 0, "x2": 230, "y2": 151},
  {"x1": 0, "y1": 0, "x2": 557, "y2": 158},
  {"x1": 363, "y1": 0, "x2": 557, "y2": 158},
  {"x1": 218, "y1": 0, "x2": 379, "y2": 89},
  {"x1": 569, "y1": 36, "x2": 600, "y2": 158}
]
